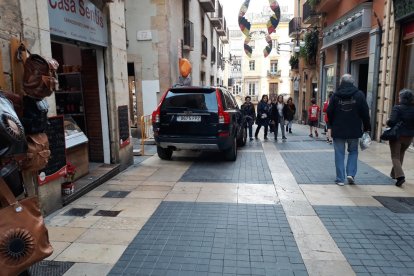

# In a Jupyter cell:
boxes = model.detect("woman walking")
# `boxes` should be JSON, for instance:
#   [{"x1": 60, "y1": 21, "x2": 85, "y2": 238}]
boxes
[
  {"x1": 323, "y1": 92, "x2": 333, "y2": 144},
  {"x1": 285, "y1": 97, "x2": 296, "y2": 134},
  {"x1": 386, "y1": 89, "x2": 414, "y2": 187},
  {"x1": 255, "y1": 95, "x2": 271, "y2": 140},
  {"x1": 271, "y1": 95, "x2": 288, "y2": 140}
]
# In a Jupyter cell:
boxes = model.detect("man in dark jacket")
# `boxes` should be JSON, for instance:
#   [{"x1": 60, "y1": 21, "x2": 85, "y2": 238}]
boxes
[
  {"x1": 327, "y1": 74, "x2": 371, "y2": 186},
  {"x1": 241, "y1": 96, "x2": 256, "y2": 141}
]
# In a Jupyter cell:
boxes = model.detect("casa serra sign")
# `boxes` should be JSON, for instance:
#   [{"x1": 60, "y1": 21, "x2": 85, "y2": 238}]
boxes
[{"x1": 48, "y1": 0, "x2": 108, "y2": 47}]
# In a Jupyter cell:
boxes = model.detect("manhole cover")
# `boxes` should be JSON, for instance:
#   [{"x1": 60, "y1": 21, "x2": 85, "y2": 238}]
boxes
[
  {"x1": 29, "y1": 261, "x2": 74, "y2": 276},
  {"x1": 63, "y1": 208, "x2": 93, "y2": 216},
  {"x1": 94, "y1": 210, "x2": 122, "y2": 217},
  {"x1": 103, "y1": 191, "x2": 130, "y2": 198},
  {"x1": 374, "y1": 196, "x2": 414, "y2": 213}
]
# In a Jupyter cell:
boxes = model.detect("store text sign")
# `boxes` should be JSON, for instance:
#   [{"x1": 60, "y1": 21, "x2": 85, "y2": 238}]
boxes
[{"x1": 48, "y1": 0, "x2": 108, "y2": 47}]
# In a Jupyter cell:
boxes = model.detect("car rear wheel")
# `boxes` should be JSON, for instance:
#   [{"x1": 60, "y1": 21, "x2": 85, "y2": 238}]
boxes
[
  {"x1": 224, "y1": 137, "x2": 237, "y2": 161},
  {"x1": 157, "y1": 146, "x2": 173, "y2": 160},
  {"x1": 237, "y1": 126, "x2": 247, "y2": 147}
]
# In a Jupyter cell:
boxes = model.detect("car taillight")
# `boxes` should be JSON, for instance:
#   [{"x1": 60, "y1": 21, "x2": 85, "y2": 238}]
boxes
[
  {"x1": 216, "y1": 89, "x2": 230, "y2": 124},
  {"x1": 152, "y1": 110, "x2": 160, "y2": 123}
]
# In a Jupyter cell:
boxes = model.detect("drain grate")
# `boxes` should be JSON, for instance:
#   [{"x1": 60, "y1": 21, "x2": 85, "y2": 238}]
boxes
[
  {"x1": 29, "y1": 261, "x2": 74, "y2": 276},
  {"x1": 63, "y1": 208, "x2": 93, "y2": 216},
  {"x1": 374, "y1": 196, "x2": 414, "y2": 213},
  {"x1": 94, "y1": 210, "x2": 121, "y2": 217},
  {"x1": 103, "y1": 191, "x2": 130, "y2": 198}
]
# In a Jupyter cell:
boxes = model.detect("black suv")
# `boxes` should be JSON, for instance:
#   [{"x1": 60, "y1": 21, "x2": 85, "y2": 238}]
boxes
[{"x1": 152, "y1": 86, "x2": 246, "y2": 161}]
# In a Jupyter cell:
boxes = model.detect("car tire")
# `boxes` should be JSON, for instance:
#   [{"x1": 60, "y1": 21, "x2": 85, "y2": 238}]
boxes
[
  {"x1": 157, "y1": 146, "x2": 173, "y2": 160},
  {"x1": 224, "y1": 137, "x2": 237, "y2": 161},
  {"x1": 237, "y1": 126, "x2": 247, "y2": 147}
]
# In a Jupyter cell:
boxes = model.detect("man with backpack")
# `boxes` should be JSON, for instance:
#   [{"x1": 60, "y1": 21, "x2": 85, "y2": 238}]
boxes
[
  {"x1": 308, "y1": 98, "x2": 320, "y2": 138},
  {"x1": 327, "y1": 74, "x2": 371, "y2": 186}
]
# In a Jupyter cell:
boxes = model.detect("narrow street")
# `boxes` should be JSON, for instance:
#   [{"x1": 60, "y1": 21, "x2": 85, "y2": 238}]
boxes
[{"x1": 34, "y1": 124, "x2": 414, "y2": 276}]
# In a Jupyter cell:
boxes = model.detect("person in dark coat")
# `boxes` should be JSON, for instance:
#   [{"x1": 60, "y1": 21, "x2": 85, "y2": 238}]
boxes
[
  {"x1": 241, "y1": 96, "x2": 256, "y2": 141},
  {"x1": 270, "y1": 95, "x2": 288, "y2": 140},
  {"x1": 285, "y1": 97, "x2": 296, "y2": 134},
  {"x1": 327, "y1": 74, "x2": 371, "y2": 186},
  {"x1": 386, "y1": 89, "x2": 414, "y2": 186},
  {"x1": 255, "y1": 95, "x2": 271, "y2": 140}
]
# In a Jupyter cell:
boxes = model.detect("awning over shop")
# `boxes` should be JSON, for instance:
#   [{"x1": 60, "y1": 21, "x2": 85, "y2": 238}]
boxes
[{"x1": 321, "y1": 3, "x2": 372, "y2": 50}]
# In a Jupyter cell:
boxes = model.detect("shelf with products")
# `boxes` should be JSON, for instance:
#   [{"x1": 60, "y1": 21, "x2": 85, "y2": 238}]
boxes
[{"x1": 55, "y1": 71, "x2": 87, "y2": 134}]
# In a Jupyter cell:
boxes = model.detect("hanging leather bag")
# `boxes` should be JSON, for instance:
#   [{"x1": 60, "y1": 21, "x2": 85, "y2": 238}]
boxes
[
  {"x1": 0, "y1": 162, "x2": 24, "y2": 197},
  {"x1": 0, "y1": 177, "x2": 53, "y2": 276},
  {"x1": 23, "y1": 50, "x2": 59, "y2": 99},
  {"x1": 21, "y1": 96, "x2": 49, "y2": 134},
  {"x1": 22, "y1": 134, "x2": 51, "y2": 172},
  {"x1": 0, "y1": 91, "x2": 27, "y2": 158}
]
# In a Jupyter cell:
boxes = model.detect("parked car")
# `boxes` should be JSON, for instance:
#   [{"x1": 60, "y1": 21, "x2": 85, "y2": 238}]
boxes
[{"x1": 152, "y1": 86, "x2": 246, "y2": 161}]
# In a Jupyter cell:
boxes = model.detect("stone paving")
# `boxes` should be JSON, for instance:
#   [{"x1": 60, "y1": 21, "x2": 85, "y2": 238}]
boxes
[{"x1": 31, "y1": 124, "x2": 414, "y2": 276}]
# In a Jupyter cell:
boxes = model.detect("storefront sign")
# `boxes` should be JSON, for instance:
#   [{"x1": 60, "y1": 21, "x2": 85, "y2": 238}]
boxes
[
  {"x1": 394, "y1": 0, "x2": 414, "y2": 22},
  {"x1": 322, "y1": 3, "x2": 372, "y2": 50},
  {"x1": 38, "y1": 116, "x2": 67, "y2": 185},
  {"x1": 48, "y1": 0, "x2": 108, "y2": 47},
  {"x1": 118, "y1": 105, "x2": 131, "y2": 148}
]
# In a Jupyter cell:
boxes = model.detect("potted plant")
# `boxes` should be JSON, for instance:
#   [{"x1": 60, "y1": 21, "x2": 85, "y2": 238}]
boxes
[
  {"x1": 62, "y1": 162, "x2": 76, "y2": 196},
  {"x1": 289, "y1": 55, "x2": 299, "y2": 70},
  {"x1": 299, "y1": 28, "x2": 319, "y2": 66}
]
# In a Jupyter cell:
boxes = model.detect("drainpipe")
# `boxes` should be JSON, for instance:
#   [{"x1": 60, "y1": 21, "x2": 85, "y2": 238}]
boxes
[{"x1": 376, "y1": 0, "x2": 392, "y2": 141}]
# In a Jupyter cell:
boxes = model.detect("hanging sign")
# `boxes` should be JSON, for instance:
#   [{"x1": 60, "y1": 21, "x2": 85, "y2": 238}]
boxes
[{"x1": 48, "y1": 0, "x2": 108, "y2": 47}]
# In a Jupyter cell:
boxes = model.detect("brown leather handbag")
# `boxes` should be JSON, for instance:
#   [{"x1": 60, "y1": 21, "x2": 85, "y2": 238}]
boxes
[
  {"x1": 0, "y1": 177, "x2": 53, "y2": 276},
  {"x1": 22, "y1": 133, "x2": 51, "y2": 172},
  {"x1": 23, "y1": 53, "x2": 59, "y2": 99}
]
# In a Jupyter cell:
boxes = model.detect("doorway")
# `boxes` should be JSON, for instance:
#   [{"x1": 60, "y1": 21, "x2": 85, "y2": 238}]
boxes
[{"x1": 352, "y1": 59, "x2": 369, "y2": 97}]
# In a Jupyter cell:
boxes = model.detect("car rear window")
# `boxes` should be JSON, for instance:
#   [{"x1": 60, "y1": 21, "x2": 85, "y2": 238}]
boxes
[{"x1": 161, "y1": 89, "x2": 218, "y2": 112}]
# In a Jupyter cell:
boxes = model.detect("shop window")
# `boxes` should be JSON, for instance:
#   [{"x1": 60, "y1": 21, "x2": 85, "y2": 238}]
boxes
[{"x1": 323, "y1": 66, "x2": 335, "y2": 101}]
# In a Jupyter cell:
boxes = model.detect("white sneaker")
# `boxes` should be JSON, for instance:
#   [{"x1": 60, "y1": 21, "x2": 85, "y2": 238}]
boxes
[
  {"x1": 347, "y1": 176, "x2": 355, "y2": 185},
  {"x1": 336, "y1": 181, "x2": 344, "y2": 186}
]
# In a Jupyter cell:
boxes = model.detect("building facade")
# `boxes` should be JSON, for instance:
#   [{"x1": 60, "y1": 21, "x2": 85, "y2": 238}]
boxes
[
  {"x1": 125, "y1": 0, "x2": 229, "y2": 121},
  {"x1": 0, "y1": 0, "x2": 132, "y2": 214}
]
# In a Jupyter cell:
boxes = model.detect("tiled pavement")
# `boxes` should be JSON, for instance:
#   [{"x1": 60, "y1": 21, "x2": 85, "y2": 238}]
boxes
[{"x1": 35, "y1": 124, "x2": 414, "y2": 276}]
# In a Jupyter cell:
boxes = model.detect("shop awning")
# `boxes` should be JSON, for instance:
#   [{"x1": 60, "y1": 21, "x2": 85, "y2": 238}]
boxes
[{"x1": 321, "y1": 3, "x2": 372, "y2": 50}]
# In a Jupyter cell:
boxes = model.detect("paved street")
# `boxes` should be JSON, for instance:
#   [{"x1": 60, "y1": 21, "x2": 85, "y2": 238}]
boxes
[{"x1": 35, "y1": 124, "x2": 414, "y2": 276}]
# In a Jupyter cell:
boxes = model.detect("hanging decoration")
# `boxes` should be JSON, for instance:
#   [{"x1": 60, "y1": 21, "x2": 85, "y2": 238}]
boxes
[{"x1": 238, "y1": 0, "x2": 281, "y2": 58}]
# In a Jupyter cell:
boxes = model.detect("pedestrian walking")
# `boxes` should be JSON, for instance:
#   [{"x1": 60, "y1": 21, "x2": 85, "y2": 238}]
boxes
[
  {"x1": 255, "y1": 95, "x2": 271, "y2": 140},
  {"x1": 285, "y1": 97, "x2": 296, "y2": 134},
  {"x1": 323, "y1": 92, "x2": 333, "y2": 144},
  {"x1": 271, "y1": 95, "x2": 288, "y2": 140},
  {"x1": 327, "y1": 74, "x2": 371, "y2": 186},
  {"x1": 386, "y1": 89, "x2": 414, "y2": 187},
  {"x1": 308, "y1": 98, "x2": 320, "y2": 138},
  {"x1": 241, "y1": 96, "x2": 256, "y2": 141}
]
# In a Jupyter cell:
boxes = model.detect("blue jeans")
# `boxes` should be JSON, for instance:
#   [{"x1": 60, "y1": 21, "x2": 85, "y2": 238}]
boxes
[{"x1": 333, "y1": 138, "x2": 359, "y2": 183}]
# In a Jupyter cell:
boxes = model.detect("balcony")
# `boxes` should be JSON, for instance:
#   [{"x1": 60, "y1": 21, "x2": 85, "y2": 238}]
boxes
[
  {"x1": 183, "y1": 19, "x2": 194, "y2": 51},
  {"x1": 199, "y1": 0, "x2": 215, "y2": 12},
  {"x1": 289, "y1": 17, "x2": 301, "y2": 38},
  {"x1": 221, "y1": 29, "x2": 229, "y2": 43},
  {"x1": 211, "y1": 46, "x2": 216, "y2": 64},
  {"x1": 303, "y1": 1, "x2": 319, "y2": 25},
  {"x1": 217, "y1": 18, "x2": 227, "y2": 37},
  {"x1": 201, "y1": 35, "x2": 208, "y2": 59},
  {"x1": 210, "y1": 1, "x2": 223, "y2": 28},
  {"x1": 315, "y1": 0, "x2": 341, "y2": 13},
  {"x1": 267, "y1": 70, "x2": 281, "y2": 78}
]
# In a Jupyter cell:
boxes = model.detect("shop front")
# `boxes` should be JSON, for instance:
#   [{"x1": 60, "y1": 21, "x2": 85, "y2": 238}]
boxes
[
  {"x1": 320, "y1": 2, "x2": 378, "y2": 122},
  {"x1": 43, "y1": 0, "x2": 128, "y2": 207}
]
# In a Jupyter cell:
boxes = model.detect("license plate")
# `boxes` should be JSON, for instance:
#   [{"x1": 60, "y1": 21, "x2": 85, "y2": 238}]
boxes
[{"x1": 176, "y1": 115, "x2": 201, "y2": 122}]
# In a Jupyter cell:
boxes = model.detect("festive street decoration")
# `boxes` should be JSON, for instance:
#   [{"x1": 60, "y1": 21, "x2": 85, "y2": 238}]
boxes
[{"x1": 238, "y1": 0, "x2": 281, "y2": 58}]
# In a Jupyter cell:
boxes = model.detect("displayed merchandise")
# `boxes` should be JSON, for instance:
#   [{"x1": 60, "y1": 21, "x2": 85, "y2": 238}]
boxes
[
  {"x1": 23, "y1": 53, "x2": 59, "y2": 99},
  {"x1": 0, "y1": 162, "x2": 24, "y2": 197},
  {"x1": 0, "y1": 92, "x2": 27, "y2": 158},
  {"x1": 21, "y1": 96, "x2": 49, "y2": 134},
  {"x1": 22, "y1": 134, "x2": 51, "y2": 172},
  {"x1": 0, "y1": 177, "x2": 53, "y2": 276}
]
